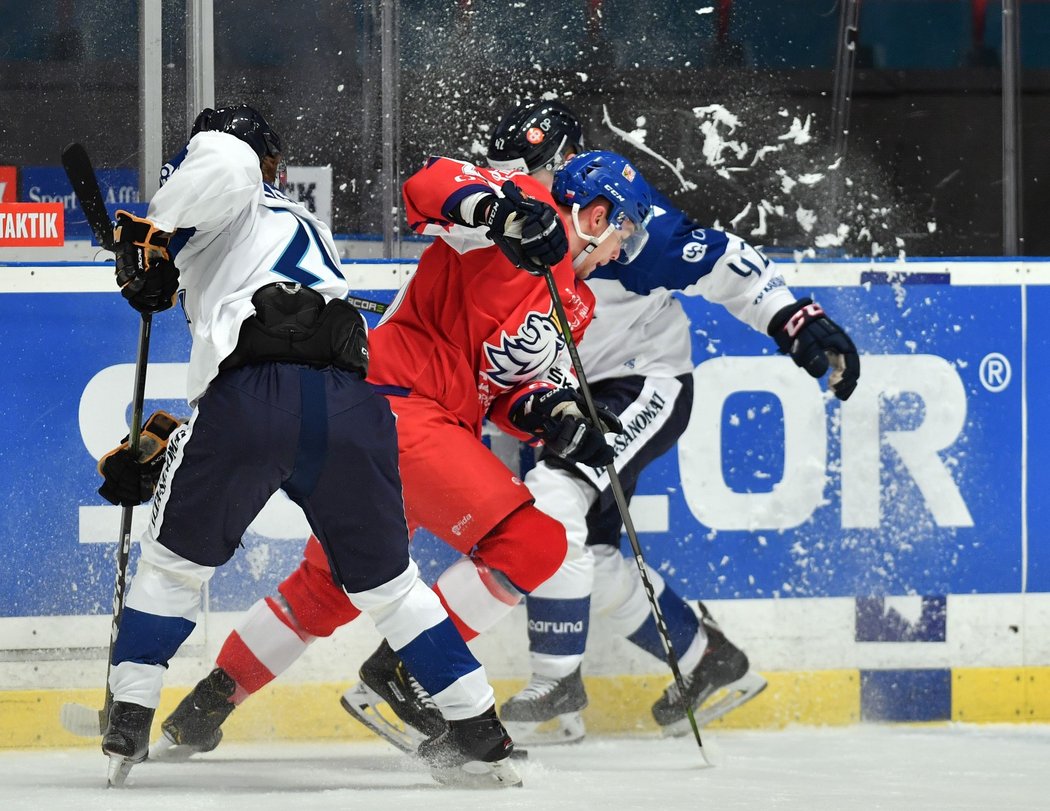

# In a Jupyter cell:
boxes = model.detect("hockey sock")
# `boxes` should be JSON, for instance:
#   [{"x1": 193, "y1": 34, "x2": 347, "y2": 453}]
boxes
[
  {"x1": 626, "y1": 586, "x2": 702, "y2": 670},
  {"x1": 215, "y1": 596, "x2": 316, "y2": 703},
  {"x1": 525, "y1": 594, "x2": 591, "y2": 678},
  {"x1": 276, "y1": 534, "x2": 363, "y2": 636},
  {"x1": 432, "y1": 503, "x2": 565, "y2": 640},
  {"x1": 112, "y1": 557, "x2": 201, "y2": 707},
  {"x1": 396, "y1": 614, "x2": 494, "y2": 721},
  {"x1": 433, "y1": 557, "x2": 522, "y2": 641}
]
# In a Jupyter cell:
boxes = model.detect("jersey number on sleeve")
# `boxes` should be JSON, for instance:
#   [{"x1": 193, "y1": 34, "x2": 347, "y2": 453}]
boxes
[{"x1": 727, "y1": 255, "x2": 763, "y2": 278}]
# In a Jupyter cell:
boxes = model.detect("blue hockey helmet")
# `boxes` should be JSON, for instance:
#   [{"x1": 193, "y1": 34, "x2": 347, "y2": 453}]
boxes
[
  {"x1": 488, "y1": 100, "x2": 585, "y2": 174},
  {"x1": 191, "y1": 104, "x2": 283, "y2": 160},
  {"x1": 552, "y1": 150, "x2": 653, "y2": 265}
]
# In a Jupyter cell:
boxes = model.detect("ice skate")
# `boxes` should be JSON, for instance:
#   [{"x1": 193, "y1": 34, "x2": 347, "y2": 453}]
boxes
[
  {"x1": 150, "y1": 667, "x2": 237, "y2": 761},
  {"x1": 499, "y1": 665, "x2": 588, "y2": 745},
  {"x1": 652, "y1": 618, "x2": 767, "y2": 735},
  {"x1": 339, "y1": 640, "x2": 446, "y2": 753},
  {"x1": 417, "y1": 706, "x2": 522, "y2": 788},
  {"x1": 101, "y1": 701, "x2": 155, "y2": 787}
]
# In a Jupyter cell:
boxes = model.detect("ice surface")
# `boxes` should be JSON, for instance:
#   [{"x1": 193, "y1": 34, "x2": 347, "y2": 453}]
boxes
[{"x1": 0, "y1": 725, "x2": 1047, "y2": 810}]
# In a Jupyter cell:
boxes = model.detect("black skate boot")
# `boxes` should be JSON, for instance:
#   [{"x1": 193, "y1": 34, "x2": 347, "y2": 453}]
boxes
[
  {"x1": 652, "y1": 612, "x2": 768, "y2": 734},
  {"x1": 499, "y1": 666, "x2": 588, "y2": 745},
  {"x1": 150, "y1": 667, "x2": 237, "y2": 761},
  {"x1": 340, "y1": 640, "x2": 446, "y2": 753},
  {"x1": 102, "y1": 700, "x2": 155, "y2": 787},
  {"x1": 417, "y1": 706, "x2": 522, "y2": 788}
]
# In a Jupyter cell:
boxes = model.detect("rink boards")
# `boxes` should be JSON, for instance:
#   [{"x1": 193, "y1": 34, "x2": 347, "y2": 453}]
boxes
[{"x1": 2, "y1": 257, "x2": 1050, "y2": 746}]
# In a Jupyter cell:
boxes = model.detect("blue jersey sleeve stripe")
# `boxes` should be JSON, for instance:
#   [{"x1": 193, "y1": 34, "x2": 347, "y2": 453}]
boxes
[{"x1": 168, "y1": 226, "x2": 196, "y2": 261}]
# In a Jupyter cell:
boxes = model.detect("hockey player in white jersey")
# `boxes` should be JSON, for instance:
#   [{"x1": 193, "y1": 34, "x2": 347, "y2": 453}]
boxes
[
  {"x1": 94, "y1": 104, "x2": 519, "y2": 788},
  {"x1": 483, "y1": 100, "x2": 859, "y2": 743}
]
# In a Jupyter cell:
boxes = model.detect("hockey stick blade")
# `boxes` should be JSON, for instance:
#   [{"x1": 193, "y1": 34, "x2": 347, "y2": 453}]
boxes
[
  {"x1": 60, "y1": 702, "x2": 104, "y2": 737},
  {"x1": 60, "y1": 143, "x2": 115, "y2": 251}
]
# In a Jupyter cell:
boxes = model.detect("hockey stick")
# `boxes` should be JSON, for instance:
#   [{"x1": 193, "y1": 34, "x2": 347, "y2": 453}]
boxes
[
  {"x1": 59, "y1": 144, "x2": 152, "y2": 738},
  {"x1": 346, "y1": 295, "x2": 388, "y2": 315},
  {"x1": 61, "y1": 143, "x2": 116, "y2": 251},
  {"x1": 541, "y1": 266, "x2": 711, "y2": 766}
]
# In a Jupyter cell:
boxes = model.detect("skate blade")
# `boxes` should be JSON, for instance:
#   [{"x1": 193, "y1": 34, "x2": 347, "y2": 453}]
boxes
[
  {"x1": 429, "y1": 756, "x2": 523, "y2": 789},
  {"x1": 662, "y1": 671, "x2": 769, "y2": 736},
  {"x1": 505, "y1": 711, "x2": 586, "y2": 746},
  {"x1": 339, "y1": 682, "x2": 425, "y2": 754},
  {"x1": 106, "y1": 754, "x2": 135, "y2": 788},
  {"x1": 148, "y1": 733, "x2": 204, "y2": 762}
]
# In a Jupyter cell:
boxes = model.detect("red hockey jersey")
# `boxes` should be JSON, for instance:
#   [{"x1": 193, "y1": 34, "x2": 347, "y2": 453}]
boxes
[{"x1": 367, "y1": 157, "x2": 594, "y2": 441}]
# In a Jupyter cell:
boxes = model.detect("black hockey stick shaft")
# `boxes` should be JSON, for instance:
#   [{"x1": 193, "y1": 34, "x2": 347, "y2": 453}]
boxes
[
  {"x1": 72, "y1": 318, "x2": 152, "y2": 738},
  {"x1": 542, "y1": 267, "x2": 709, "y2": 763},
  {"x1": 61, "y1": 143, "x2": 116, "y2": 251},
  {"x1": 100, "y1": 313, "x2": 153, "y2": 730},
  {"x1": 60, "y1": 143, "x2": 152, "y2": 733}
]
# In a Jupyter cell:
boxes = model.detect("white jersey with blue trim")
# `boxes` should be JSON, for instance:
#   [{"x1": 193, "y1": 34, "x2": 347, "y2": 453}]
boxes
[
  {"x1": 148, "y1": 131, "x2": 347, "y2": 405},
  {"x1": 581, "y1": 187, "x2": 796, "y2": 381}
]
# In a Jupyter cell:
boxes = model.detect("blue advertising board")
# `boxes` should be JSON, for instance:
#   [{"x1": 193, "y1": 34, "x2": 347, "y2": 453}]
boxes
[
  {"x1": 643, "y1": 280, "x2": 1024, "y2": 599},
  {"x1": 1023, "y1": 286, "x2": 1050, "y2": 593},
  {"x1": 19, "y1": 166, "x2": 141, "y2": 242},
  {"x1": 0, "y1": 264, "x2": 1037, "y2": 619}
]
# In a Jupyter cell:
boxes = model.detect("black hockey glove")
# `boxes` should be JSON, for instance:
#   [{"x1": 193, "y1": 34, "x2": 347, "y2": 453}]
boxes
[
  {"x1": 768, "y1": 298, "x2": 860, "y2": 401},
  {"x1": 113, "y1": 210, "x2": 180, "y2": 314},
  {"x1": 480, "y1": 181, "x2": 568, "y2": 275},
  {"x1": 510, "y1": 387, "x2": 623, "y2": 467},
  {"x1": 97, "y1": 410, "x2": 181, "y2": 507}
]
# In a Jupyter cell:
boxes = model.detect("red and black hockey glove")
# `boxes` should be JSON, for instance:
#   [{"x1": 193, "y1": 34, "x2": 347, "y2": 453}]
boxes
[
  {"x1": 480, "y1": 181, "x2": 568, "y2": 275},
  {"x1": 113, "y1": 210, "x2": 180, "y2": 314},
  {"x1": 510, "y1": 387, "x2": 622, "y2": 466},
  {"x1": 97, "y1": 410, "x2": 182, "y2": 507},
  {"x1": 768, "y1": 298, "x2": 860, "y2": 401}
]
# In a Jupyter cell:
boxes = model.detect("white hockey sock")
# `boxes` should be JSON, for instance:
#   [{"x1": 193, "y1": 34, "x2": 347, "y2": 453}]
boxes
[
  {"x1": 351, "y1": 559, "x2": 495, "y2": 720},
  {"x1": 433, "y1": 556, "x2": 523, "y2": 639},
  {"x1": 529, "y1": 651, "x2": 584, "y2": 680}
]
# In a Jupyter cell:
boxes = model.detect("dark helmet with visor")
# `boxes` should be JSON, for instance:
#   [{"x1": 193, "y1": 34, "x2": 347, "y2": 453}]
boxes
[
  {"x1": 488, "y1": 100, "x2": 584, "y2": 175},
  {"x1": 191, "y1": 104, "x2": 283, "y2": 160}
]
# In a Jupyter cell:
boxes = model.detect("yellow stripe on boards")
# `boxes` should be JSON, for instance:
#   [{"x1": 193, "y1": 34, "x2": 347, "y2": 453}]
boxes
[
  {"x1": 952, "y1": 666, "x2": 1050, "y2": 723},
  {"x1": 7, "y1": 668, "x2": 1050, "y2": 751}
]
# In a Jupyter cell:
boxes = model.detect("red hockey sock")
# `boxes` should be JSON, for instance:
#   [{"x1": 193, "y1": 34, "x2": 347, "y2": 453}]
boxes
[{"x1": 215, "y1": 596, "x2": 314, "y2": 702}]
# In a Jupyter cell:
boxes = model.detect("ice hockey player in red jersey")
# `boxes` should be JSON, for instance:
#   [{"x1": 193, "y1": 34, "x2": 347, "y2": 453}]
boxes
[
  {"x1": 147, "y1": 150, "x2": 654, "y2": 757},
  {"x1": 364, "y1": 154, "x2": 651, "y2": 631}
]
